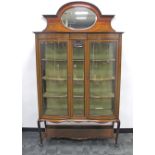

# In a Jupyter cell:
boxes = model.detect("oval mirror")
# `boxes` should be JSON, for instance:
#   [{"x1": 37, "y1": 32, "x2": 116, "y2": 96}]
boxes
[{"x1": 61, "y1": 7, "x2": 97, "y2": 30}]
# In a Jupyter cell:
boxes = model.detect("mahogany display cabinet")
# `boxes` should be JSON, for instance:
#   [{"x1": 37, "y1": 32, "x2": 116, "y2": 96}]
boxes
[{"x1": 34, "y1": 2, "x2": 123, "y2": 145}]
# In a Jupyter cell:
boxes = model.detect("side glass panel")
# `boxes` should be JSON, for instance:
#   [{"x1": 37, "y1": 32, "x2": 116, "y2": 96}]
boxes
[
  {"x1": 72, "y1": 40, "x2": 84, "y2": 116},
  {"x1": 40, "y1": 41, "x2": 68, "y2": 116},
  {"x1": 89, "y1": 41, "x2": 116, "y2": 116}
]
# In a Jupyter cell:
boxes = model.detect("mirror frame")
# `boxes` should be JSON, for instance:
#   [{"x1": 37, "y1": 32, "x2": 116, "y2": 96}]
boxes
[{"x1": 61, "y1": 7, "x2": 97, "y2": 30}]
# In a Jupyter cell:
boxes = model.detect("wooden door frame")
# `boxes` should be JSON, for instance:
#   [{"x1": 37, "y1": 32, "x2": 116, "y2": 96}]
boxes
[
  {"x1": 86, "y1": 39, "x2": 120, "y2": 120},
  {"x1": 36, "y1": 36, "x2": 71, "y2": 120},
  {"x1": 36, "y1": 33, "x2": 122, "y2": 121}
]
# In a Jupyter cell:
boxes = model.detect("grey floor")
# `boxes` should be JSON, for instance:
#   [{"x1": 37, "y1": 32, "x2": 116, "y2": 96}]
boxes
[{"x1": 22, "y1": 132, "x2": 133, "y2": 155}]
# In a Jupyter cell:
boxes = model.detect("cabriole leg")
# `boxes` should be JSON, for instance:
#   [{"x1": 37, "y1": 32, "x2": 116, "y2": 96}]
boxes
[
  {"x1": 115, "y1": 120, "x2": 120, "y2": 145},
  {"x1": 44, "y1": 121, "x2": 47, "y2": 138},
  {"x1": 37, "y1": 120, "x2": 43, "y2": 145},
  {"x1": 44, "y1": 121, "x2": 47, "y2": 129}
]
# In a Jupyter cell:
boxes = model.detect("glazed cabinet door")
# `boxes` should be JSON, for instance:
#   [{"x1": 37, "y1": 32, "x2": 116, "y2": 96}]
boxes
[
  {"x1": 88, "y1": 40, "x2": 117, "y2": 118},
  {"x1": 39, "y1": 40, "x2": 69, "y2": 117}
]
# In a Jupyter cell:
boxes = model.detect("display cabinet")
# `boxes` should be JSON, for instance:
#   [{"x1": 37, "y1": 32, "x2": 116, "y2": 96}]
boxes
[{"x1": 34, "y1": 2, "x2": 123, "y2": 145}]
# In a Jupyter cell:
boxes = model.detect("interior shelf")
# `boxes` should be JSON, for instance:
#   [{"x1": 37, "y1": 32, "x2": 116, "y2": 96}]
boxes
[
  {"x1": 90, "y1": 94, "x2": 115, "y2": 99},
  {"x1": 90, "y1": 59, "x2": 115, "y2": 62},
  {"x1": 73, "y1": 77, "x2": 115, "y2": 81},
  {"x1": 72, "y1": 59, "x2": 84, "y2": 62},
  {"x1": 73, "y1": 96, "x2": 84, "y2": 98},
  {"x1": 42, "y1": 59, "x2": 115, "y2": 62},
  {"x1": 42, "y1": 59, "x2": 67, "y2": 61},
  {"x1": 90, "y1": 77, "x2": 115, "y2": 81},
  {"x1": 92, "y1": 107, "x2": 111, "y2": 110},
  {"x1": 42, "y1": 76, "x2": 67, "y2": 81},
  {"x1": 42, "y1": 76, "x2": 115, "y2": 81},
  {"x1": 43, "y1": 92, "x2": 67, "y2": 98},
  {"x1": 73, "y1": 78, "x2": 84, "y2": 81},
  {"x1": 72, "y1": 59, "x2": 115, "y2": 62}
]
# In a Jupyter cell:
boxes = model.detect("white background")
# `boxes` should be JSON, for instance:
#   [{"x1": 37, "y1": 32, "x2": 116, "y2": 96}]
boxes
[
  {"x1": 0, "y1": 0, "x2": 155, "y2": 154},
  {"x1": 22, "y1": 0, "x2": 134, "y2": 128}
]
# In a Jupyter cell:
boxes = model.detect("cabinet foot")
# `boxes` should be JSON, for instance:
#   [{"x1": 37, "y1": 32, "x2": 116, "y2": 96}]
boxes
[
  {"x1": 37, "y1": 120, "x2": 43, "y2": 145},
  {"x1": 115, "y1": 120, "x2": 120, "y2": 145}
]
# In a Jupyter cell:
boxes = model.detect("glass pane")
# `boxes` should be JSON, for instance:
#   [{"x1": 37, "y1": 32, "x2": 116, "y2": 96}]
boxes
[
  {"x1": 40, "y1": 41, "x2": 68, "y2": 116},
  {"x1": 73, "y1": 40, "x2": 84, "y2": 116},
  {"x1": 89, "y1": 42, "x2": 116, "y2": 116},
  {"x1": 61, "y1": 7, "x2": 97, "y2": 30},
  {"x1": 90, "y1": 98, "x2": 114, "y2": 115}
]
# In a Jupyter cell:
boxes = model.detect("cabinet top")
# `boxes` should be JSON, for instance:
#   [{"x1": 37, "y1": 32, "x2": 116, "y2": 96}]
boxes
[{"x1": 34, "y1": 2, "x2": 123, "y2": 33}]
